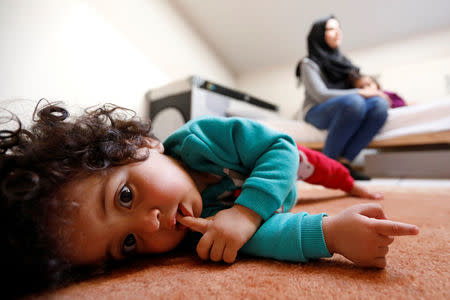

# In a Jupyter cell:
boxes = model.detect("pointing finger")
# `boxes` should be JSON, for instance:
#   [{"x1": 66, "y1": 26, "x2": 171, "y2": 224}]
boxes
[
  {"x1": 374, "y1": 220, "x2": 419, "y2": 236},
  {"x1": 176, "y1": 215, "x2": 210, "y2": 234}
]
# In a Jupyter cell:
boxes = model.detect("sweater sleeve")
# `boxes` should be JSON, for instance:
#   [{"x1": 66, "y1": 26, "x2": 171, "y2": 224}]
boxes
[
  {"x1": 163, "y1": 117, "x2": 299, "y2": 220},
  {"x1": 302, "y1": 58, "x2": 359, "y2": 103},
  {"x1": 297, "y1": 145, "x2": 354, "y2": 192},
  {"x1": 241, "y1": 212, "x2": 332, "y2": 262}
]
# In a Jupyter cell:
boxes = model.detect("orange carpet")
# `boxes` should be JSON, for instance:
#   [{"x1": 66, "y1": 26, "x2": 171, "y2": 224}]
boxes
[{"x1": 28, "y1": 184, "x2": 449, "y2": 299}]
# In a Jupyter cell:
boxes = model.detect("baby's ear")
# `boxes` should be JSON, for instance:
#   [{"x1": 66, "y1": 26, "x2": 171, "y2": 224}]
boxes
[{"x1": 144, "y1": 137, "x2": 164, "y2": 153}]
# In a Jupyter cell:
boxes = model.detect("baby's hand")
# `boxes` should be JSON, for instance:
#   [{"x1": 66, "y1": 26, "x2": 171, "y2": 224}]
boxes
[
  {"x1": 349, "y1": 183, "x2": 383, "y2": 200},
  {"x1": 322, "y1": 203, "x2": 419, "y2": 268},
  {"x1": 176, "y1": 204, "x2": 262, "y2": 263}
]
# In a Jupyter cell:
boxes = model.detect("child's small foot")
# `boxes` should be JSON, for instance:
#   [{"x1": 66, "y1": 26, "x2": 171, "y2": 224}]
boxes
[{"x1": 343, "y1": 163, "x2": 371, "y2": 181}]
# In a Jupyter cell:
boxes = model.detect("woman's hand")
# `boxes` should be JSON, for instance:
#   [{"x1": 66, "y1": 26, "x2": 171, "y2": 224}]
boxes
[
  {"x1": 349, "y1": 183, "x2": 383, "y2": 200},
  {"x1": 358, "y1": 88, "x2": 392, "y2": 107},
  {"x1": 322, "y1": 203, "x2": 419, "y2": 268},
  {"x1": 358, "y1": 88, "x2": 382, "y2": 99},
  {"x1": 176, "y1": 204, "x2": 262, "y2": 263}
]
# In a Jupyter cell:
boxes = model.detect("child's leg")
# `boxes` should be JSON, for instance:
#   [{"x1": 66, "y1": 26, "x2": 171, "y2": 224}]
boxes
[{"x1": 296, "y1": 144, "x2": 354, "y2": 192}]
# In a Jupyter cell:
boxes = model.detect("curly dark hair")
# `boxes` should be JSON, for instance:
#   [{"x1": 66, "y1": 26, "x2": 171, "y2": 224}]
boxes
[{"x1": 0, "y1": 99, "x2": 157, "y2": 298}]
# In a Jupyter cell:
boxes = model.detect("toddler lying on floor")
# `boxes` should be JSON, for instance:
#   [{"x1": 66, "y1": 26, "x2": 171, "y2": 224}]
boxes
[{"x1": 1, "y1": 100, "x2": 418, "y2": 298}]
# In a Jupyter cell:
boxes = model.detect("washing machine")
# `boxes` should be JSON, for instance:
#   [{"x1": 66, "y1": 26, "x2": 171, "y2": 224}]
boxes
[{"x1": 146, "y1": 76, "x2": 278, "y2": 141}]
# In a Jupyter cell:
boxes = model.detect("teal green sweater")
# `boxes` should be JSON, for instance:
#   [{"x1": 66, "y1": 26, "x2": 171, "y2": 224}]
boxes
[{"x1": 164, "y1": 116, "x2": 331, "y2": 262}]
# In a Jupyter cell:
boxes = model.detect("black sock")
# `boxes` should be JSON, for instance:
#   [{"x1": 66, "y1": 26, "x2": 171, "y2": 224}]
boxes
[{"x1": 342, "y1": 163, "x2": 371, "y2": 181}]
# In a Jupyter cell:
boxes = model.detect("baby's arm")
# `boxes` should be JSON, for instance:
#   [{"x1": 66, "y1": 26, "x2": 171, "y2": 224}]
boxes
[
  {"x1": 177, "y1": 204, "x2": 262, "y2": 263},
  {"x1": 322, "y1": 203, "x2": 419, "y2": 268},
  {"x1": 179, "y1": 210, "x2": 331, "y2": 263},
  {"x1": 168, "y1": 117, "x2": 301, "y2": 262},
  {"x1": 179, "y1": 203, "x2": 419, "y2": 268}
]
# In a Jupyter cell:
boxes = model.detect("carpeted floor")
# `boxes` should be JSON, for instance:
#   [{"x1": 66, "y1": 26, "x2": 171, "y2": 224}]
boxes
[{"x1": 29, "y1": 183, "x2": 449, "y2": 300}]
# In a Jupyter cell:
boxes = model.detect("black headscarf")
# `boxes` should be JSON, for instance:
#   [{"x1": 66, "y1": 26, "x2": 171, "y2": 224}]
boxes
[{"x1": 297, "y1": 15, "x2": 359, "y2": 89}]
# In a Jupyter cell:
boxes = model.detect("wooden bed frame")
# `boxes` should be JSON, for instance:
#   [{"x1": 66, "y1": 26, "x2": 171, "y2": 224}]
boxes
[
  {"x1": 299, "y1": 130, "x2": 450, "y2": 150},
  {"x1": 298, "y1": 130, "x2": 450, "y2": 178}
]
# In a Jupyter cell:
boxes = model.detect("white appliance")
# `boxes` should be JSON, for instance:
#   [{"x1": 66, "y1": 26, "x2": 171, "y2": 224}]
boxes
[{"x1": 146, "y1": 76, "x2": 278, "y2": 141}]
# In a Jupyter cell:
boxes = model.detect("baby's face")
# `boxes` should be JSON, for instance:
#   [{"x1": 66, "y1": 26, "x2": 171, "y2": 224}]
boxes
[
  {"x1": 354, "y1": 76, "x2": 378, "y2": 90},
  {"x1": 58, "y1": 146, "x2": 203, "y2": 265}
]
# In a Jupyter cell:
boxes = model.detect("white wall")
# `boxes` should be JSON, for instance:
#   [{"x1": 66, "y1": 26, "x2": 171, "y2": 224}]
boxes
[
  {"x1": 236, "y1": 28, "x2": 450, "y2": 119},
  {"x1": 0, "y1": 0, "x2": 235, "y2": 122},
  {"x1": 236, "y1": 64, "x2": 303, "y2": 120}
]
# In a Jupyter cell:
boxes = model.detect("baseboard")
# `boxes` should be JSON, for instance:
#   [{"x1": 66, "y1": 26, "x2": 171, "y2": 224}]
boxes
[{"x1": 365, "y1": 150, "x2": 450, "y2": 178}]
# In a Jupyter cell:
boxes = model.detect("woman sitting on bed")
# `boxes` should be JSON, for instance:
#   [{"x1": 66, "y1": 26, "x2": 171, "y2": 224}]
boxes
[{"x1": 295, "y1": 15, "x2": 389, "y2": 180}]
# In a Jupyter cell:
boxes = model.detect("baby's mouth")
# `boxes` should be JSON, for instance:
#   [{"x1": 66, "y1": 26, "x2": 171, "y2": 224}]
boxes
[
  {"x1": 178, "y1": 203, "x2": 192, "y2": 217},
  {"x1": 175, "y1": 203, "x2": 192, "y2": 230}
]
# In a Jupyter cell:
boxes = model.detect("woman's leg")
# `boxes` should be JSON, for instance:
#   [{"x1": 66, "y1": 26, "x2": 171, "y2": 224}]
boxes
[
  {"x1": 340, "y1": 96, "x2": 388, "y2": 161},
  {"x1": 305, "y1": 94, "x2": 366, "y2": 159}
]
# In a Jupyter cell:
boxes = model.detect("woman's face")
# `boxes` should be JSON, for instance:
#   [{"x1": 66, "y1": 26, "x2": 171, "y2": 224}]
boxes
[{"x1": 324, "y1": 18, "x2": 342, "y2": 49}]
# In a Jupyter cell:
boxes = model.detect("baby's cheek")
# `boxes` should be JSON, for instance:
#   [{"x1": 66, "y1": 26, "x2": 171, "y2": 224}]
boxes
[{"x1": 142, "y1": 229, "x2": 188, "y2": 254}]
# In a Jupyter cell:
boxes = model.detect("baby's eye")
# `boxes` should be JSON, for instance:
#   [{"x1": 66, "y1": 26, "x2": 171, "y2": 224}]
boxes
[
  {"x1": 122, "y1": 233, "x2": 136, "y2": 256},
  {"x1": 119, "y1": 185, "x2": 133, "y2": 208}
]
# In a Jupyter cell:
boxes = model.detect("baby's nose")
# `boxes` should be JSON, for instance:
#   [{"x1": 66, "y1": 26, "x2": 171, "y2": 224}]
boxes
[{"x1": 137, "y1": 208, "x2": 160, "y2": 234}]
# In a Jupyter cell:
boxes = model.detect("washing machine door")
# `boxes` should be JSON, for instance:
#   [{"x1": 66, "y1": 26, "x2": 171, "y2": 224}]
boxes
[{"x1": 152, "y1": 107, "x2": 186, "y2": 141}]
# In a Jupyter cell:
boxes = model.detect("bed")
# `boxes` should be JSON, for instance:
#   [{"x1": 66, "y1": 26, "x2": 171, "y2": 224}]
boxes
[
  {"x1": 234, "y1": 99, "x2": 450, "y2": 178},
  {"x1": 148, "y1": 77, "x2": 450, "y2": 150},
  {"x1": 148, "y1": 77, "x2": 450, "y2": 177},
  {"x1": 254, "y1": 99, "x2": 450, "y2": 150}
]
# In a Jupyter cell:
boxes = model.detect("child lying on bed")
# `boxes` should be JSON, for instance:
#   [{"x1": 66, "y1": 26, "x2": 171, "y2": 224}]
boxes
[
  {"x1": 350, "y1": 73, "x2": 407, "y2": 109},
  {"x1": 1, "y1": 100, "x2": 418, "y2": 297}
]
